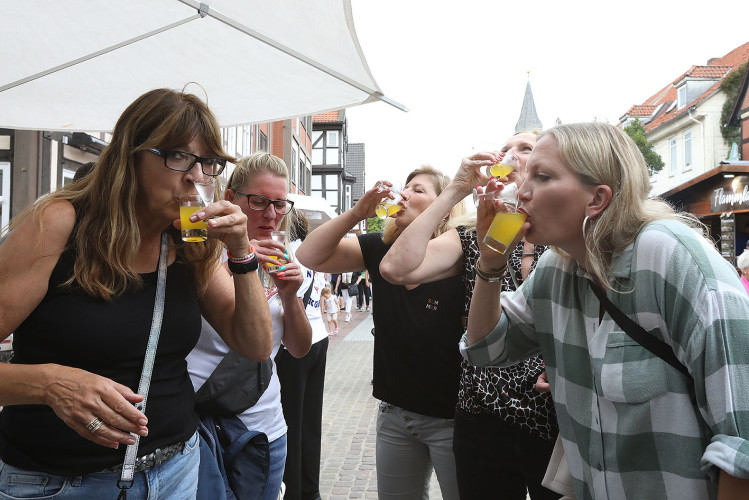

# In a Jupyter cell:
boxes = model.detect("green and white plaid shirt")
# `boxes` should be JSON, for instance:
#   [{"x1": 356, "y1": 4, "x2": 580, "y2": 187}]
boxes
[{"x1": 460, "y1": 220, "x2": 749, "y2": 499}]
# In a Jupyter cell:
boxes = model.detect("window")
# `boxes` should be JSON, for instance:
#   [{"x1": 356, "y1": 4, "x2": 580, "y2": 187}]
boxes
[
  {"x1": 326, "y1": 174, "x2": 338, "y2": 191},
  {"x1": 243, "y1": 127, "x2": 252, "y2": 156},
  {"x1": 258, "y1": 130, "x2": 268, "y2": 152},
  {"x1": 683, "y1": 131, "x2": 692, "y2": 170},
  {"x1": 677, "y1": 85, "x2": 687, "y2": 109},
  {"x1": 312, "y1": 129, "x2": 341, "y2": 165},
  {"x1": 299, "y1": 155, "x2": 305, "y2": 192},
  {"x1": 670, "y1": 138, "x2": 677, "y2": 176},
  {"x1": 291, "y1": 144, "x2": 298, "y2": 185},
  {"x1": 227, "y1": 127, "x2": 236, "y2": 156},
  {"x1": 345, "y1": 185, "x2": 352, "y2": 211},
  {"x1": 311, "y1": 174, "x2": 322, "y2": 190}
]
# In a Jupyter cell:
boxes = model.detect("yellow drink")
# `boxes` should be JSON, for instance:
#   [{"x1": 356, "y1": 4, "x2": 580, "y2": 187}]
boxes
[
  {"x1": 375, "y1": 202, "x2": 402, "y2": 219},
  {"x1": 489, "y1": 162, "x2": 515, "y2": 179},
  {"x1": 483, "y1": 212, "x2": 527, "y2": 254},
  {"x1": 264, "y1": 256, "x2": 287, "y2": 274},
  {"x1": 180, "y1": 205, "x2": 207, "y2": 242}
]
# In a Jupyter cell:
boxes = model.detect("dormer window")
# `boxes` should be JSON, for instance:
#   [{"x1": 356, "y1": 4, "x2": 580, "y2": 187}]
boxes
[{"x1": 677, "y1": 85, "x2": 687, "y2": 109}]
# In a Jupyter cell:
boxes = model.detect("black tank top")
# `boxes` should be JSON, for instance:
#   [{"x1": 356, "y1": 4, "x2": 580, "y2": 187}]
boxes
[{"x1": 0, "y1": 245, "x2": 201, "y2": 475}]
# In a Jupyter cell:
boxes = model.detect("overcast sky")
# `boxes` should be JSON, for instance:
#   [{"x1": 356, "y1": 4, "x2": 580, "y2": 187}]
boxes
[{"x1": 345, "y1": 0, "x2": 749, "y2": 188}]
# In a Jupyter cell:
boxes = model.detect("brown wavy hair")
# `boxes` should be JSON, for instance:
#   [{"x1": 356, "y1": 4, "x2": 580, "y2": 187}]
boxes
[{"x1": 8, "y1": 88, "x2": 234, "y2": 300}]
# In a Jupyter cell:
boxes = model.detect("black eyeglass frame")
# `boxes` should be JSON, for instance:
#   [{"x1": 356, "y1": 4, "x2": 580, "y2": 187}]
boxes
[
  {"x1": 233, "y1": 189, "x2": 295, "y2": 215},
  {"x1": 147, "y1": 148, "x2": 227, "y2": 177}
]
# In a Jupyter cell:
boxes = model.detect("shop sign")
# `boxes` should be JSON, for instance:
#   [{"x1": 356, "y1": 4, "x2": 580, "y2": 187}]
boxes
[{"x1": 712, "y1": 176, "x2": 749, "y2": 212}]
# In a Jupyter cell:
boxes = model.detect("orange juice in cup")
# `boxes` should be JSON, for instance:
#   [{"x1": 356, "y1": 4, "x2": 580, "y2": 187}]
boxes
[{"x1": 482, "y1": 183, "x2": 526, "y2": 254}]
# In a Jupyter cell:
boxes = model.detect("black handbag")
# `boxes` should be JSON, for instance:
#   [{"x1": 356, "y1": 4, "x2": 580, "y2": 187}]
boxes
[{"x1": 195, "y1": 352, "x2": 273, "y2": 417}]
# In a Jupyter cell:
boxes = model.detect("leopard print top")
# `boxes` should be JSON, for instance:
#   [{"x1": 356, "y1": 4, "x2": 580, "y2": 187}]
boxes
[{"x1": 456, "y1": 226, "x2": 558, "y2": 442}]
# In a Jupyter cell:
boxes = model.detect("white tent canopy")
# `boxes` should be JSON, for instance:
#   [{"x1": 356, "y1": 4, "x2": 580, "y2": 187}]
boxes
[
  {"x1": 288, "y1": 193, "x2": 337, "y2": 231},
  {"x1": 0, "y1": 0, "x2": 405, "y2": 132}
]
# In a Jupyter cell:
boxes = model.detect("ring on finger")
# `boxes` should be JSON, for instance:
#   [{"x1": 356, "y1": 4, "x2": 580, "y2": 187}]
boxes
[{"x1": 87, "y1": 417, "x2": 104, "y2": 434}]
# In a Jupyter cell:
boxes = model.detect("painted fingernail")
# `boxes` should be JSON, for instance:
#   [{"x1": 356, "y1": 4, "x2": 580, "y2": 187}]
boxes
[
  {"x1": 277, "y1": 272, "x2": 286, "y2": 278},
  {"x1": 278, "y1": 265, "x2": 286, "y2": 272},
  {"x1": 284, "y1": 250, "x2": 289, "y2": 259}
]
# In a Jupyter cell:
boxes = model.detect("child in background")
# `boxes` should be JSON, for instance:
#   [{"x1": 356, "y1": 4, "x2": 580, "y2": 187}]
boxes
[{"x1": 321, "y1": 287, "x2": 339, "y2": 335}]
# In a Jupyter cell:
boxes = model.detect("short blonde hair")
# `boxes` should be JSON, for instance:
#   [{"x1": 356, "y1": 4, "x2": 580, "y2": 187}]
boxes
[{"x1": 228, "y1": 151, "x2": 290, "y2": 234}]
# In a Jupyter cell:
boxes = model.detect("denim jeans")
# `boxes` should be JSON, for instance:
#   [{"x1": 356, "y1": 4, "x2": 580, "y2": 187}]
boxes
[
  {"x1": 264, "y1": 433, "x2": 287, "y2": 500},
  {"x1": 375, "y1": 403, "x2": 459, "y2": 500},
  {"x1": 0, "y1": 431, "x2": 200, "y2": 499}
]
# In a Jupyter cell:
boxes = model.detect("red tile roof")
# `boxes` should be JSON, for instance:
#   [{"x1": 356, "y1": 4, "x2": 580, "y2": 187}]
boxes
[
  {"x1": 620, "y1": 41, "x2": 749, "y2": 132},
  {"x1": 313, "y1": 111, "x2": 341, "y2": 122}
]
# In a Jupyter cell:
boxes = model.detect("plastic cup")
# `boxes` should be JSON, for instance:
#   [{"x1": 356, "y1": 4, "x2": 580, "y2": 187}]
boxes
[
  {"x1": 487, "y1": 152, "x2": 518, "y2": 180},
  {"x1": 179, "y1": 193, "x2": 207, "y2": 242},
  {"x1": 482, "y1": 182, "x2": 525, "y2": 254},
  {"x1": 264, "y1": 230, "x2": 287, "y2": 274},
  {"x1": 375, "y1": 183, "x2": 403, "y2": 219}
]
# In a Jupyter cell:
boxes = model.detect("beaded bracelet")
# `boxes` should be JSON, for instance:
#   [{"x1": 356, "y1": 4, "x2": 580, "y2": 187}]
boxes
[
  {"x1": 476, "y1": 260, "x2": 507, "y2": 283},
  {"x1": 227, "y1": 246, "x2": 259, "y2": 274}
]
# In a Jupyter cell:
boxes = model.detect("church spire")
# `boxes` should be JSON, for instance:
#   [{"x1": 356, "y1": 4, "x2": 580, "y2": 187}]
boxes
[{"x1": 515, "y1": 71, "x2": 543, "y2": 133}]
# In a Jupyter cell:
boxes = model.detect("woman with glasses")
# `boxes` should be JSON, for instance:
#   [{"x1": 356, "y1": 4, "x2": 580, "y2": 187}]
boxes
[
  {"x1": 0, "y1": 88, "x2": 272, "y2": 499},
  {"x1": 187, "y1": 151, "x2": 312, "y2": 500}
]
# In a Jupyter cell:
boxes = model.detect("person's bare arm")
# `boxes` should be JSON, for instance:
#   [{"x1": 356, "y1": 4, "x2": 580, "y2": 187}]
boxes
[
  {"x1": 381, "y1": 153, "x2": 495, "y2": 284},
  {"x1": 297, "y1": 182, "x2": 391, "y2": 273}
]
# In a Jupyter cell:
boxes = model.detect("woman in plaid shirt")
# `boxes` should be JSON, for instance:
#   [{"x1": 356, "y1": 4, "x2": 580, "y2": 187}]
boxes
[{"x1": 463, "y1": 122, "x2": 749, "y2": 499}]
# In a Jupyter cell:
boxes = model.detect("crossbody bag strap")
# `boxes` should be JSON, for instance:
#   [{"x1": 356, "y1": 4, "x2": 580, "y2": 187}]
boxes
[
  {"x1": 302, "y1": 271, "x2": 316, "y2": 306},
  {"x1": 117, "y1": 232, "x2": 169, "y2": 498},
  {"x1": 589, "y1": 283, "x2": 691, "y2": 379}
]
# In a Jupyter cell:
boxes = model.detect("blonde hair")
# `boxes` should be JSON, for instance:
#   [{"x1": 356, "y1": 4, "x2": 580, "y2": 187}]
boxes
[
  {"x1": 227, "y1": 151, "x2": 291, "y2": 235},
  {"x1": 321, "y1": 287, "x2": 332, "y2": 297},
  {"x1": 383, "y1": 165, "x2": 464, "y2": 244},
  {"x1": 542, "y1": 122, "x2": 704, "y2": 289},
  {"x1": 8, "y1": 88, "x2": 232, "y2": 300}
]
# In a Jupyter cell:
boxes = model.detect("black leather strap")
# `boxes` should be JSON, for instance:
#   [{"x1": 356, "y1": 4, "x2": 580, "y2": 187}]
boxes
[{"x1": 590, "y1": 283, "x2": 691, "y2": 379}]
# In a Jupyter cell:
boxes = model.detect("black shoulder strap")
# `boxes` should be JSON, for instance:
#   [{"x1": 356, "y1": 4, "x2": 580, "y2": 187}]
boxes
[{"x1": 590, "y1": 283, "x2": 691, "y2": 379}]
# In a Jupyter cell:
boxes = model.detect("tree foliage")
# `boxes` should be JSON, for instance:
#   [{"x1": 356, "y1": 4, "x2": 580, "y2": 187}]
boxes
[
  {"x1": 720, "y1": 61, "x2": 747, "y2": 151},
  {"x1": 366, "y1": 217, "x2": 384, "y2": 233},
  {"x1": 622, "y1": 118, "x2": 665, "y2": 175}
]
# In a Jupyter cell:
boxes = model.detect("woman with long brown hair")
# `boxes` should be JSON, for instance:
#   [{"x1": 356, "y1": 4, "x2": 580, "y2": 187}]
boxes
[{"x1": 0, "y1": 88, "x2": 271, "y2": 499}]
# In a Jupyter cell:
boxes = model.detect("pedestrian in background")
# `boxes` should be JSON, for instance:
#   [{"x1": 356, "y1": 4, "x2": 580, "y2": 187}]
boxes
[{"x1": 276, "y1": 209, "x2": 330, "y2": 500}]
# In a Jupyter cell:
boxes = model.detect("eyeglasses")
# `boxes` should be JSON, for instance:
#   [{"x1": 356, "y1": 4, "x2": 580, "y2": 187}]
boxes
[
  {"x1": 147, "y1": 148, "x2": 227, "y2": 177},
  {"x1": 233, "y1": 189, "x2": 294, "y2": 215}
]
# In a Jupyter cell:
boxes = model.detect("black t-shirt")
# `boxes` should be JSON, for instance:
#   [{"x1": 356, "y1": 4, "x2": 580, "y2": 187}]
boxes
[
  {"x1": 359, "y1": 232, "x2": 464, "y2": 418},
  {"x1": 0, "y1": 245, "x2": 201, "y2": 475}
]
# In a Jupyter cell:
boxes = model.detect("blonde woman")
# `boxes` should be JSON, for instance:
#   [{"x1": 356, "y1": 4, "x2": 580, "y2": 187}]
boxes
[
  {"x1": 464, "y1": 122, "x2": 749, "y2": 499},
  {"x1": 297, "y1": 166, "x2": 465, "y2": 500},
  {"x1": 0, "y1": 88, "x2": 271, "y2": 498},
  {"x1": 187, "y1": 152, "x2": 311, "y2": 500},
  {"x1": 381, "y1": 132, "x2": 560, "y2": 500}
]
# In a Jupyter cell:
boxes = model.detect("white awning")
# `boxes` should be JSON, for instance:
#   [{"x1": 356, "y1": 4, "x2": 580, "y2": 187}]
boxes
[
  {"x1": 288, "y1": 193, "x2": 337, "y2": 231},
  {"x1": 0, "y1": 0, "x2": 405, "y2": 132}
]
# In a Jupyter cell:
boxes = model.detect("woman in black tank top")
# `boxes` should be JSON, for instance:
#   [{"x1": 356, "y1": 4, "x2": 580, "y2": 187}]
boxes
[{"x1": 0, "y1": 88, "x2": 271, "y2": 498}]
